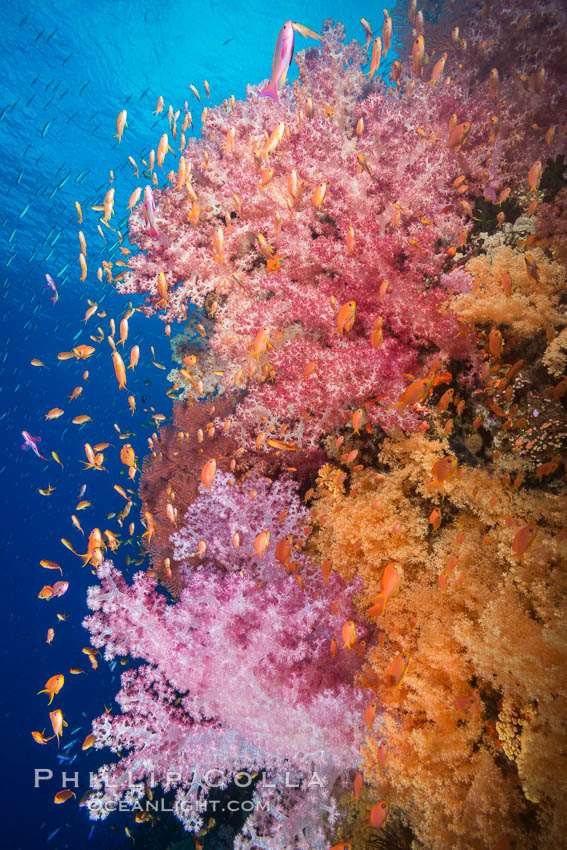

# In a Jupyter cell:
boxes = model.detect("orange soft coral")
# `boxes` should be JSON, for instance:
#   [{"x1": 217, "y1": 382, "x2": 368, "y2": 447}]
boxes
[{"x1": 309, "y1": 431, "x2": 567, "y2": 849}]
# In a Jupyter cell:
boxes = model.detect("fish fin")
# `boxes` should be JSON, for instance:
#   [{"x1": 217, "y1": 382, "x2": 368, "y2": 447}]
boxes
[
  {"x1": 36, "y1": 436, "x2": 41, "y2": 441},
  {"x1": 22, "y1": 444, "x2": 28, "y2": 450},
  {"x1": 259, "y1": 81, "x2": 280, "y2": 105},
  {"x1": 367, "y1": 596, "x2": 386, "y2": 617}
]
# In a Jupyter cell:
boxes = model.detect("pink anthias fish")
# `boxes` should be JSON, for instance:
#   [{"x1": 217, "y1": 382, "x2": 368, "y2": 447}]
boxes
[
  {"x1": 45, "y1": 273, "x2": 58, "y2": 304},
  {"x1": 21, "y1": 430, "x2": 48, "y2": 461},
  {"x1": 259, "y1": 20, "x2": 295, "y2": 105},
  {"x1": 143, "y1": 186, "x2": 169, "y2": 246}
]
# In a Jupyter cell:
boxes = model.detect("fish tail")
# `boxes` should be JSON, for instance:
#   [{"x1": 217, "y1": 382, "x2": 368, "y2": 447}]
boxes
[
  {"x1": 367, "y1": 595, "x2": 386, "y2": 618},
  {"x1": 259, "y1": 80, "x2": 280, "y2": 105}
]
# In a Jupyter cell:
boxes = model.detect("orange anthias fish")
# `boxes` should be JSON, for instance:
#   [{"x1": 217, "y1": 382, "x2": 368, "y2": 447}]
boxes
[
  {"x1": 129, "y1": 345, "x2": 140, "y2": 370},
  {"x1": 391, "y1": 376, "x2": 432, "y2": 414},
  {"x1": 49, "y1": 708, "x2": 67, "y2": 747},
  {"x1": 386, "y1": 652, "x2": 409, "y2": 691},
  {"x1": 112, "y1": 350, "x2": 127, "y2": 389},
  {"x1": 38, "y1": 673, "x2": 65, "y2": 705},
  {"x1": 82, "y1": 732, "x2": 96, "y2": 750},
  {"x1": 448, "y1": 121, "x2": 471, "y2": 151},
  {"x1": 120, "y1": 444, "x2": 137, "y2": 479},
  {"x1": 367, "y1": 562, "x2": 404, "y2": 616},
  {"x1": 513, "y1": 523, "x2": 537, "y2": 560},
  {"x1": 32, "y1": 729, "x2": 54, "y2": 745},
  {"x1": 212, "y1": 227, "x2": 224, "y2": 263},
  {"x1": 364, "y1": 701, "x2": 377, "y2": 728},
  {"x1": 292, "y1": 22, "x2": 322, "y2": 41},
  {"x1": 251, "y1": 326, "x2": 270, "y2": 362},
  {"x1": 261, "y1": 121, "x2": 285, "y2": 161},
  {"x1": 266, "y1": 438, "x2": 298, "y2": 451},
  {"x1": 363, "y1": 36, "x2": 382, "y2": 79},
  {"x1": 40, "y1": 560, "x2": 63, "y2": 574},
  {"x1": 369, "y1": 800, "x2": 390, "y2": 829},
  {"x1": 52, "y1": 580, "x2": 69, "y2": 598},
  {"x1": 79, "y1": 527, "x2": 105, "y2": 567},
  {"x1": 427, "y1": 456, "x2": 458, "y2": 499},
  {"x1": 54, "y1": 789, "x2": 76, "y2": 804},
  {"x1": 142, "y1": 512, "x2": 156, "y2": 545},
  {"x1": 254, "y1": 530, "x2": 270, "y2": 557},
  {"x1": 528, "y1": 160, "x2": 542, "y2": 192},
  {"x1": 342, "y1": 620, "x2": 358, "y2": 649},
  {"x1": 430, "y1": 52, "x2": 447, "y2": 85},
  {"x1": 115, "y1": 109, "x2": 127, "y2": 143},
  {"x1": 201, "y1": 458, "x2": 216, "y2": 489},
  {"x1": 311, "y1": 182, "x2": 327, "y2": 211},
  {"x1": 335, "y1": 301, "x2": 356, "y2": 334},
  {"x1": 412, "y1": 34, "x2": 424, "y2": 77},
  {"x1": 430, "y1": 507, "x2": 442, "y2": 531},
  {"x1": 275, "y1": 535, "x2": 292, "y2": 566},
  {"x1": 351, "y1": 408, "x2": 365, "y2": 434}
]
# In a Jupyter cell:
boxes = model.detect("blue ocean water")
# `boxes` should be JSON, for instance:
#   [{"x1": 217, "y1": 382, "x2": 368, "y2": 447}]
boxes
[{"x1": 0, "y1": 2, "x2": 391, "y2": 848}]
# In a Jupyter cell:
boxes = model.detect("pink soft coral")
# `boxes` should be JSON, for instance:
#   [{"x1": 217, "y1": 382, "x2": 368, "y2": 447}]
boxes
[
  {"x1": 119, "y1": 22, "x2": 476, "y2": 449},
  {"x1": 83, "y1": 472, "x2": 370, "y2": 847}
]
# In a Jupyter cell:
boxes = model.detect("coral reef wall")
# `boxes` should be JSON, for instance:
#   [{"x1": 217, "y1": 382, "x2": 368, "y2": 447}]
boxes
[{"x1": 82, "y1": 1, "x2": 567, "y2": 847}]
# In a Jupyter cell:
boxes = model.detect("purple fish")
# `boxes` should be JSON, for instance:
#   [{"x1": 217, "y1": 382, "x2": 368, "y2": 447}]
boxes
[
  {"x1": 45, "y1": 273, "x2": 58, "y2": 304},
  {"x1": 21, "y1": 430, "x2": 48, "y2": 460},
  {"x1": 259, "y1": 20, "x2": 294, "y2": 105},
  {"x1": 143, "y1": 185, "x2": 159, "y2": 236},
  {"x1": 143, "y1": 186, "x2": 169, "y2": 246}
]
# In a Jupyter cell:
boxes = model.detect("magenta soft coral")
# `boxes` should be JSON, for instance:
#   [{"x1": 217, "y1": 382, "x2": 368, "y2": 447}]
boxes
[
  {"x1": 119, "y1": 22, "x2": 479, "y2": 449},
  {"x1": 170, "y1": 469, "x2": 312, "y2": 575},
  {"x1": 83, "y1": 473, "x2": 370, "y2": 847}
]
